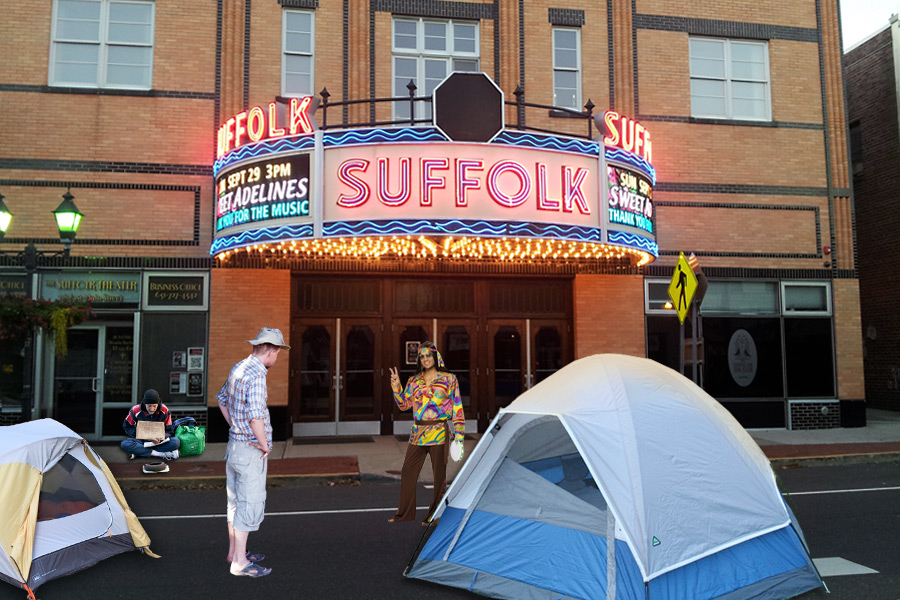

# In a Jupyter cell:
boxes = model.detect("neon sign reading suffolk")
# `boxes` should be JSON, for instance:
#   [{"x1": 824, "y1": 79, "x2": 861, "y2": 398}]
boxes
[
  {"x1": 607, "y1": 165, "x2": 653, "y2": 233},
  {"x1": 602, "y1": 111, "x2": 652, "y2": 164},
  {"x1": 335, "y1": 157, "x2": 591, "y2": 213},
  {"x1": 216, "y1": 97, "x2": 317, "y2": 159},
  {"x1": 216, "y1": 154, "x2": 310, "y2": 232}
]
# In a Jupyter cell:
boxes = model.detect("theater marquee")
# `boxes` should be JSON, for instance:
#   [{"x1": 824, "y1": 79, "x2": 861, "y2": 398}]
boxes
[{"x1": 211, "y1": 77, "x2": 657, "y2": 266}]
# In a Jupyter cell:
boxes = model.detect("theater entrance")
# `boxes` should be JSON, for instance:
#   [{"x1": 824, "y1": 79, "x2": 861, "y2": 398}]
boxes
[{"x1": 290, "y1": 277, "x2": 571, "y2": 436}]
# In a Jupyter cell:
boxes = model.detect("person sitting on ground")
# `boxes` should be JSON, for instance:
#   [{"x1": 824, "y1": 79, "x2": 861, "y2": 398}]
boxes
[{"x1": 121, "y1": 389, "x2": 181, "y2": 460}]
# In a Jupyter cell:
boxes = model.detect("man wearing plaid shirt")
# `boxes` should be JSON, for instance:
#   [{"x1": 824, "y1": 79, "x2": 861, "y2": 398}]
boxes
[{"x1": 217, "y1": 327, "x2": 289, "y2": 579}]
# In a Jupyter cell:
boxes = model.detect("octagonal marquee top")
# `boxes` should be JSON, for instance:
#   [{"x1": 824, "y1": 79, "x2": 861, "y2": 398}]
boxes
[{"x1": 433, "y1": 72, "x2": 505, "y2": 143}]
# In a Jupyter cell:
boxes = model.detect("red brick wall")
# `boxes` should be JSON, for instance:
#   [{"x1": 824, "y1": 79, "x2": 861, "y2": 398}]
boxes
[
  {"x1": 573, "y1": 274, "x2": 645, "y2": 358},
  {"x1": 208, "y1": 269, "x2": 292, "y2": 407},
  {"x1": 846, "y1": 28, "x2": 900, "y2": 408}
]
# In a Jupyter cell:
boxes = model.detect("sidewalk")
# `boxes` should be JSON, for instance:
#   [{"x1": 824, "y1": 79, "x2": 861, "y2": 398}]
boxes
[{"x1": 99, "y1": 408, "x2": 900, "y2": 488}]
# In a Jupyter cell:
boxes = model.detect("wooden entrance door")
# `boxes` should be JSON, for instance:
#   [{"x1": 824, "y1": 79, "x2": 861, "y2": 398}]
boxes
[
  {"x1": 339, "y1": 318, "x2": 382, "y2": 425},
  {"x1": 437, "y1": 319, "x2": 477, "y2": 431},
  {"x1": 389, "y1": 320, "x2": 431, "y2": 433},
  {"x1": 484, "y1": 318, "x2": 569, "y2": 424},
  {"x1": 291, "y1": 318, "x2": 336, "y2": 427}
]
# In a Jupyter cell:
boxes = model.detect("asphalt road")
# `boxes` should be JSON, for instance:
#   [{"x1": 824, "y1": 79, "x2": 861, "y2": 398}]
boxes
[{"x1": 3, "y1": 461, "x2": 900, "y2": 600}]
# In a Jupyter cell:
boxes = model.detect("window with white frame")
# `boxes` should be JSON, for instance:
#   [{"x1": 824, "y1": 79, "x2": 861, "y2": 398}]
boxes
[
  {"x1": 392, "y1": 17, "x2": 479, "y2": 121},
  {"x1": 552, "y1": 27, "x2": 581, "y2": 110},
  {"x1": 689, "y1": 37, "x2": 771, "y2": 121},
  {"x1": 781, "y1": 282, "x2": 831, "y2": 315},
  {"x1": 283, "y1": 9, "x2": 314, "y2": 97},
  {"x1": 50, "y1": 0, "x2": 154, "y2": 89}
]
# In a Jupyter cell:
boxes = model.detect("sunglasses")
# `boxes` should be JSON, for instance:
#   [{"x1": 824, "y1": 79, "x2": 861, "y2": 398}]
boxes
[{"x1": 418, "y1": 350, "x2": 433, "y2": 358}]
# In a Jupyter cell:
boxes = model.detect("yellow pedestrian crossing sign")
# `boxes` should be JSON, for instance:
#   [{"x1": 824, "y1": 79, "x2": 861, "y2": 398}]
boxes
[{"x1": 668, "y1": 252, "x2": 698, "y2": 324}]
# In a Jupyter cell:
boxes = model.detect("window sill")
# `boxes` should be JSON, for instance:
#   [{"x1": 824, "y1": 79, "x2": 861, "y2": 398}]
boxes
[
  {"x1": 549, "y1": 109, "x2": 590, "y2": 119},
  {"x1": 689, "y1": 116, "x2": 774, "y2": 127}
]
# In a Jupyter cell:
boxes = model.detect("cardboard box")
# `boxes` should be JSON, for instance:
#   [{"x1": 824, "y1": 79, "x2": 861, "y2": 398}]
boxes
[{"x1": 135, "y1": 421, "x2": 165, "y2": 441}]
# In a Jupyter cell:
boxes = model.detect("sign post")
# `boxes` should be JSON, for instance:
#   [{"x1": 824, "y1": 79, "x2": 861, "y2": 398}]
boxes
[{"x1": 669, "y1": 252, "x2": 698, "y2": 380}]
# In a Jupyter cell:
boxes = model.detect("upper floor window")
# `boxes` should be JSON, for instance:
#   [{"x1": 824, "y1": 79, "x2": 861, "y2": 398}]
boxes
[
  {"x1": 552, "y1": 27, "x2": 581, "y2": 110},
  {"x1": 283, "y1": 9, "x2": 314, "y2": 97},
  {"x1": 689, "y1": 38, "x2": 770, "y2": 121},
  {"x1": 392, "y1": 17, "x2": 479, "y2": 122},
  {"x1": 50, "y1": 0, "x2": 154, "y2": 89},
  {"x1": 849, "y1": 120, "x2": 863, "y2": 175}
]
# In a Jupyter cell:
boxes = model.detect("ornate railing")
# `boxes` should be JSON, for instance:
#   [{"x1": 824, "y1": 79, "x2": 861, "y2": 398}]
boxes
[{"x1": 312, "y1": 80, "x2": 597, "y2": 139}]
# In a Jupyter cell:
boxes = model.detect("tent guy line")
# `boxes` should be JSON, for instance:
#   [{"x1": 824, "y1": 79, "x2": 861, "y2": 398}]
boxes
[
  {"x1": 137, "y1": 506, "x2": 431, "y2": 520},
  {"x1": 786, "y1": 485, "x2": 900, "y2": 496}
]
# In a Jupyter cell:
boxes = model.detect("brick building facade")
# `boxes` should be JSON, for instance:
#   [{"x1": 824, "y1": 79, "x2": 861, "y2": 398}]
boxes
[
  {"x1": 845, "y1": 19, "x2": 900, "y2": 412},
  {"x1": 0, "y1": 0, "x2": 861, "y2": 438}
]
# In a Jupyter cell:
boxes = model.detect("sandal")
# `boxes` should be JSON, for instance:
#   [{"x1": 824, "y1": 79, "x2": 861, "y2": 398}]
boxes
[
  {"x1": 230, "y1": 563, "x2": 272, "y2": 578},
  {"x1": 225, "y1": 551, "x2": 265, "y2": 563}
]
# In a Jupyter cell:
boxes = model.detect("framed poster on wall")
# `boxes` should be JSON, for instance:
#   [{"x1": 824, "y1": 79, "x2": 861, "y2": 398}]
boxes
[{"x1": 187, "y1": 347, "x2": 205, "y2": 372}]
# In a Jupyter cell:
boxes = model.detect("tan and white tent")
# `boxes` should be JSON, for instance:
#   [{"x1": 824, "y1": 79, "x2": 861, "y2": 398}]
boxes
[{"x1": 0, "y1": 419, "x2": 157, "y2": 599}]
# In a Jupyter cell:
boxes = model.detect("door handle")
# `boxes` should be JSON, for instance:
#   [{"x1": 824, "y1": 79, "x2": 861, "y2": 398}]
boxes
[{"x1": 92, "y1": 377, "x2": 101, "y2": 392}]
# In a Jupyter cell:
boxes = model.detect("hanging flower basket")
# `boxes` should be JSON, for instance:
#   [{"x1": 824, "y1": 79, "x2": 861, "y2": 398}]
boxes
[{"x1": 0, "y1": 294, "x2": 93, "y2": 357}]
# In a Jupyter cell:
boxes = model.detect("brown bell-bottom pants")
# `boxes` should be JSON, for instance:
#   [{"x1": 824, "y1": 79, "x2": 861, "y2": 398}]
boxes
[{"x1": 392, "y1": 442, "x2": 448, "y2": 522}]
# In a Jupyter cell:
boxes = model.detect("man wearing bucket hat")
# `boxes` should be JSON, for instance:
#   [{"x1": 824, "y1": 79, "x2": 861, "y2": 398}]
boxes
[{"x1": 217, "y1": 327, "x2": 289, "y2": 579}]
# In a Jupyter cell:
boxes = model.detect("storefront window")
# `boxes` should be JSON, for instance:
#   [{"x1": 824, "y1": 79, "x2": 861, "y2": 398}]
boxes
[
  {"x1": 646, "y1": 277, "x2": 836, "y2": 406},
  {"x1": 702, "y1": 281, "x2": 778, "y2": 314},
  {"x1": 785, "y1": 318, "x2": 835, "y2": 397},
  {"x1": 703, "y1": 317, "x2": 783, "y2": 398},
  {"x1": 782, "y1": 282, "x2": 830, "y2": 314}
]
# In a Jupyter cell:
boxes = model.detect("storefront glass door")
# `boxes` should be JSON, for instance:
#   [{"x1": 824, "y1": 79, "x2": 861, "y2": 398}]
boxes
[
  {"x1": 340, "y1": 319, "x2": 381, "y2": 422},
  {"x1": 485, "y1": 319, "x2": 568, "y2": 423},
  {"x1": 54, "y1": 329, "x2": 101, "y2": 436},
  {"x1": 294, "y1": 319, "x2": 335, "y2": 421},
  {"x1": 438, "y1": 320, "x2": 476, "y2": 431},
  {"x1": 391, "y1": 320, "x2": 430, "y2": 431},
  {"x1": 293, "y1": 318, "x2": 382, "y2": 435},
  {"x1": 488, "y1": 321, "x2": 526, "y2": 418},
  {"x1": 53, "y1": 323, "x2": 135, "y2": 440}
]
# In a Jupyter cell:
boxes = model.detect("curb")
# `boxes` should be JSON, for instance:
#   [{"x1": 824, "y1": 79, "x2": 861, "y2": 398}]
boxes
[
  {"x1": 769, "y1": 451, "x2": 900, "y2": 468},
  {"x1": 115, "y1": 472, "x2": 361, "y2": 490}
]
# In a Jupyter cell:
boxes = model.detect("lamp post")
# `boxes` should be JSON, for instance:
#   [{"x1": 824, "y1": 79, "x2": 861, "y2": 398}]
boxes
[{"x1": 0, "y1": 189, "x2": 84, "y2": 423}]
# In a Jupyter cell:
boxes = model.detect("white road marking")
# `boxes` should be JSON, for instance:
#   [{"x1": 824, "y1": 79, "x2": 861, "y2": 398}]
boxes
[
  {"x1": 139, "y1": 506, "x2": 430, "y2": 520},
  {"x1": 813, "y1": 557, "x2": 879, "y2": 576},
  {"x1": 139, "y1": 507, "x2": 883, "y2": 580},
  {"x1": 787, "y1": 485, "x2": 900, "y2": 496}
]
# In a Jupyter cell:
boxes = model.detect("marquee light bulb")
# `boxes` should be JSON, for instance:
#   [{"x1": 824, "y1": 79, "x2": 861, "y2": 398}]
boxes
[{"x1": 213, "y1": 235, "x2": 652, "y2": 265}]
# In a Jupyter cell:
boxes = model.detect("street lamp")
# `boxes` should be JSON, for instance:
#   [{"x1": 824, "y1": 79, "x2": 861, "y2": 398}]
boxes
[
  {"x1": 0, "y1": 193, "x2": 11, "y2": 240},
  {"x1": 53, "y1": 189, "x2": 83, "y2": 253},
  {"x1": 0, "y1": 188, "x2": 85, "y2": 422}
]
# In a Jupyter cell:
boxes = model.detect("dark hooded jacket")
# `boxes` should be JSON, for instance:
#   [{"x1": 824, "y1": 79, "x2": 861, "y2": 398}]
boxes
[{"x1": 122, "y1": 399, "x2": 175, "y2": 438}]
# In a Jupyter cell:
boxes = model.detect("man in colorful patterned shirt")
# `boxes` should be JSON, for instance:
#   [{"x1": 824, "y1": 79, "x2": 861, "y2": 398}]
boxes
[
  {"x1": 388, "y1": 341, "x2": 465, "y2": 524},
  {"x1": 217, "y1": 327, "x2": 289, "y2": 578}
]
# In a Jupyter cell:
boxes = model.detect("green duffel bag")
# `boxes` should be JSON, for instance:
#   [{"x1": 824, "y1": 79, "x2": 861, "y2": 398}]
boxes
[{"x1": 174, "y1": 421, "x2": 206, "y2": 456}]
